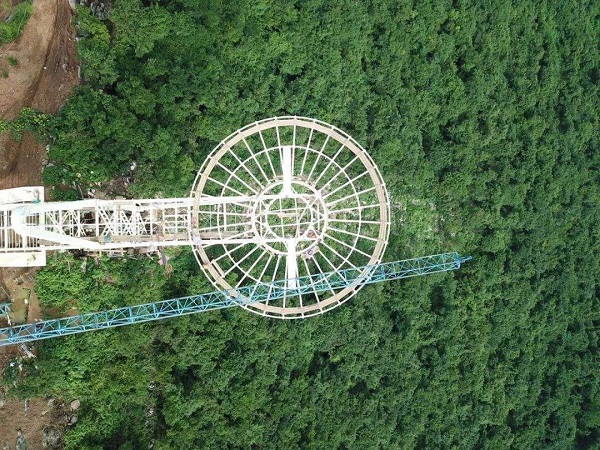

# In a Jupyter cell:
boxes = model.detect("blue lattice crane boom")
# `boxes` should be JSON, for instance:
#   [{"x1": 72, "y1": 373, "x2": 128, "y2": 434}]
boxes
[{"x1": 0, "y1": 252, "x2": 471, "y2": 347}]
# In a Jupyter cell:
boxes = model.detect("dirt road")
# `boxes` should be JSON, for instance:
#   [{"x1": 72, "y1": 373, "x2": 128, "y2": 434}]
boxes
[
  {"x1": 0, "y1": 0, "x2": 79, "y2": 448},
  {"x1": 0, "y1": 0, "x2": 79, "y2": 188}
]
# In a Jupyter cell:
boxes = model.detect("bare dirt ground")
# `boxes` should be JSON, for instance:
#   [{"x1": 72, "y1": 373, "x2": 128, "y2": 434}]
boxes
[
  {"x1": 0, "y1": 0, "x2": 80, "y2": 447},
  {"x1": 0, "y1": 0, "x2": 79, "y2": 188}
]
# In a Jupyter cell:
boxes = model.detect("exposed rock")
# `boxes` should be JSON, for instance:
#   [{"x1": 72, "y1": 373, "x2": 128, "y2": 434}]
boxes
[
  {"x1": 15, "y1": 430, "x2": 26, "y2": 450},
  {"x1": 69, "y1": 399, "x2": 80, "y2": 410},
  {"x1": 89, "y1": 1, "x2": 110, "y2": 20},
  {"x1": 41, "y1": 426, "x2": 62, "y2": 449}
]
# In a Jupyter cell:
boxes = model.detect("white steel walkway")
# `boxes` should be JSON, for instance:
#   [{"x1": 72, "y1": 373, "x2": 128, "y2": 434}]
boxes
[{"x1": 0, "y1": 187, "x2": 194, "y2": 266}]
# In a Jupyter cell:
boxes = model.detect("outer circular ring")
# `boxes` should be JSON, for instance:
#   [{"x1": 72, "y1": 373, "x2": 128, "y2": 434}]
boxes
[{"x1": 190, "y1": 116, "x2": 390, "y2": 318}]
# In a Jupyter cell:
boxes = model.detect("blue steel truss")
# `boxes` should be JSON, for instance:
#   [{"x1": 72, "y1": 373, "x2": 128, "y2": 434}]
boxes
[
  {"x1": 0, "y1": 252, "x2": 472, "y2": 347},
  {"x1": 0, "y1": 303, "x2": 10, "y2": 316}
]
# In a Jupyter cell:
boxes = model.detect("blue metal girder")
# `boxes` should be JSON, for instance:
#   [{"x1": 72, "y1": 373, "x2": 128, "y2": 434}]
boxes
[
  {"x1": 0, "y1": 303, "x2": 11, "y2": 316},
  {"x1": 0, "y1": 252, "x2": 472, "y2": 347}
]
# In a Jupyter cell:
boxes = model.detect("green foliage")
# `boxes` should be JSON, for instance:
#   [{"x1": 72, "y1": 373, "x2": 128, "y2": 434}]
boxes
[
  {"x1": 74, "y1": 6, "x2": 117, "y2": 86},
  {"x1": 11, "y1": 0, "x2": 600, "y2": 448},
  {"x1": 0, "y1": 107, "x2": 53, "y2": 140},
  {"x1": 0, "y1": 0, "x2": 31, "y2": 45},
  {"x1": 36, "y1": 252, "x2": 170, "y2": 313}
]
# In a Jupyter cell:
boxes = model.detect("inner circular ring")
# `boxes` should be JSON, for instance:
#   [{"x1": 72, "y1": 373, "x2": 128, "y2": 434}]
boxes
[{"x1": 252, "y1": 180, "x2": 328, "y2": 255}]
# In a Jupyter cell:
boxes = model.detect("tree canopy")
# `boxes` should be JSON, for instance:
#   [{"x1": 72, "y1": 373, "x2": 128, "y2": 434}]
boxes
[{"x1": 7, "y1": 0, "x2": 599, "y2": 448}]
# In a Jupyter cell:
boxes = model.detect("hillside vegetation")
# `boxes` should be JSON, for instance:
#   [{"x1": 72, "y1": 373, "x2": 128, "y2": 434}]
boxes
[
  {"x1": 0, "y1": 0, "x2": 31, "y2": 45},
  {"x1": 8, "y1": 0, "x2": 599, "y2": 448}
]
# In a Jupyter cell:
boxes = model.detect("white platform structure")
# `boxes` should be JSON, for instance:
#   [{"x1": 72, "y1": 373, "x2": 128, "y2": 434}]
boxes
[
  {"x1": 0, "y1": 117, "x2": 390, "y2": 318},
  {"x1": 0, "y1": 189, "x2": 192, "y2": 266}
]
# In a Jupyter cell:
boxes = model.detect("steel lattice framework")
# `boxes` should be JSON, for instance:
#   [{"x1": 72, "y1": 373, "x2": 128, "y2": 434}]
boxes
[
  {"x1": 0, "y1": 253, "x2": 471, "y2": 347},
  {"x1": 0, "y1": 117, "x2": 393, "y2": 319},
  {"x1": 0, "y1": 116, "x2": 471, "y2": 331},
  {"x1": 0, "y1": 303, "x2": 10, "y2": 317},
  {"x1": 191, "y1": 117, "x2": 390, "y2": 317}
]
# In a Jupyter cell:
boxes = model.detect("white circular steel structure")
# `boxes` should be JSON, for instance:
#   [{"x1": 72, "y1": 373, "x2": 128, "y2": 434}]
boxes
[{"x1": 190, "y1": 117, "x2": 390, "y2": 318}]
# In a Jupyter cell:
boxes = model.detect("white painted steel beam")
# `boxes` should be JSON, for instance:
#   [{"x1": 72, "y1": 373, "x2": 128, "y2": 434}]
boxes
[
  {"x1": 281, "y1": 146, "x2": 293, "y2": 196},
  {"x1": 285, "y1": 239, "x2": 298, "y2": 289},
  {"x1": 0, "y1": 117, "x2": 392, "y2": 320}
]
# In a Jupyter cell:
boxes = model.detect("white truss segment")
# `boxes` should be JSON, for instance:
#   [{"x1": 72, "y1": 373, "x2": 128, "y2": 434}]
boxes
[
  {"x1": 0, "y1": 186, "x2": 43, "y2": 204},
  {"x1": 285, "y1": 239, "x2": 298, "y2": 290},
  {"x1": 1, "y1": 197, "x2": 194, "y2": 253},
  {"x1": 0, "y1": 187, "x2": 47, "y2": 265},
  {"x1": 281, "y1": 146, "x2": 293, "y2": 196}
]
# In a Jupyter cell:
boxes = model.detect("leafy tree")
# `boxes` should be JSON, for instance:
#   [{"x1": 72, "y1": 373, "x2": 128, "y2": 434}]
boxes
[{"x1": 6, "y1": 0, "x2": 598, "y2": 448}]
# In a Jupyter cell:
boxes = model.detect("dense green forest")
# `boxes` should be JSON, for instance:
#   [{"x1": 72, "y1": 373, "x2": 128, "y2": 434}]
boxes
[{"x1": 5, "y1": 0, "x2": 600, "y2": 448}]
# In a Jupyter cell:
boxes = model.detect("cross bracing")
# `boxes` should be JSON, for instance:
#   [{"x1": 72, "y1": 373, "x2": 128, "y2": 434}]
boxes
[
  {"x1": 0, "y1": 252, "x2": 472, "y2": 347},
  {"x1": 0, "y1": 303, "x2": 10, "y2": 317},
  {"x1": 3, "y1": 197, "x2": 194, "y2": 251},
  {"x1": 0, "y1": 116, "x2": 469, "y2": 319}
]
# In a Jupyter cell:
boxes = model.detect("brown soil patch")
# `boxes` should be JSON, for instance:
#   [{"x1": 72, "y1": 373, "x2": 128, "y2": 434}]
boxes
[
  {"x1": 0, "y1": 341, "x2": 67, "y2": 449},
  {"x1": 0, "y1": 0, "x2": 79, "y2": 190},
  {"x1": 0, "y1": 0, "x2": 78, "y2": 118},
  {"x1": 0, "y1": 0, "x2": 80, "y2": 448},
  {"x1": 0, "y1": 393, "x2": 63, "y2": 450}
]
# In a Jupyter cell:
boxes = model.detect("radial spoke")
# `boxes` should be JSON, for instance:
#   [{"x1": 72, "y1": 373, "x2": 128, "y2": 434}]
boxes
[
  {"x1": 199, "y1": 236, "x2": 254, "y2": 248},
  {"x1": 327, "y1": 226, "x2": 379, "y2": 242},
  {"x1": 235, "y1": 247, "x2": 270, "y2": 288},
  {"x1": 217, "y1": 161, "x2": 260, "y2": 195},
  {"x1": 223, "y1": 245, "x2": 261, "y2": 277},
  {"x1": 207, "y1": 176, "x2": 247, "y2": 197},
  {"x1": 318, "y1": 155, "x2": 360, "y2": 193},
  {"x1": 227, "y1": 148, "x2": 266, "y2": 191},
  {"x1": 312, "y1": 144, "x2": 345, "y2": 186},
  {"x1": 329, "y1": 204, "x2": 380, "y2": 214},
  {"x1": 307, "y1": 134, "x2": 331, "y2": 182},
  {"x1": 197, "y1": 226, "x2": 250, "y2": 237},
  {"x1": 328, "y1": 218, "x2": 382, "y2": 225},
  {"x1": 213, "y1": 243, "x2": 246, "y2": 264},
  {"x1": 265, "y1": 254, "x2": 283, "y2": 310},
  {"x1": 320, "y1": 239, "x2": 358, "y2": 270},
  {"x1": 249, "y1": 252, "x2": 275, "y2": 298},
  {"x1": 322, "y1": 170, "x2": 370, "y2": 200},
  {"x1": 299, "y1": 128, "x2": 314, "y2": 176},
  {"x1": 285, "y1": 239, "x2": 299, "y2": 290},
  {"x1": 281, "y1": 146, "x2": 293, "y2": 196},
  {"x1": 258, "y1": 131, "x2": 278, "y2": 178},
  {"x1": 323, "y1": 232, "x2": 372, "y2": 259},
  {"x1": 242, "y1": 138, "x2": 272, "y2": 185},
  {"x1": 301, "y1": 257, "x2": 321, "y2": 305},
  {"x1": 326, "y1": 186, "x2": 377, "y2": 208},
  {"x1": 311, "y1": 257, "x2": 336, "y2": 297}
]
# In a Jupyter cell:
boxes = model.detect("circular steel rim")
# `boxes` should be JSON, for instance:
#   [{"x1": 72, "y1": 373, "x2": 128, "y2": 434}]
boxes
[{"x1": 190, "y1": 116, "x2": 390, "y2": 318}]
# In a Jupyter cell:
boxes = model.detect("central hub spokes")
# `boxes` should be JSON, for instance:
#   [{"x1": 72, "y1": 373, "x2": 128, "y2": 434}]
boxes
[{"x1": 253, "y1": 181, "x2": 327, "y2": 255}]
